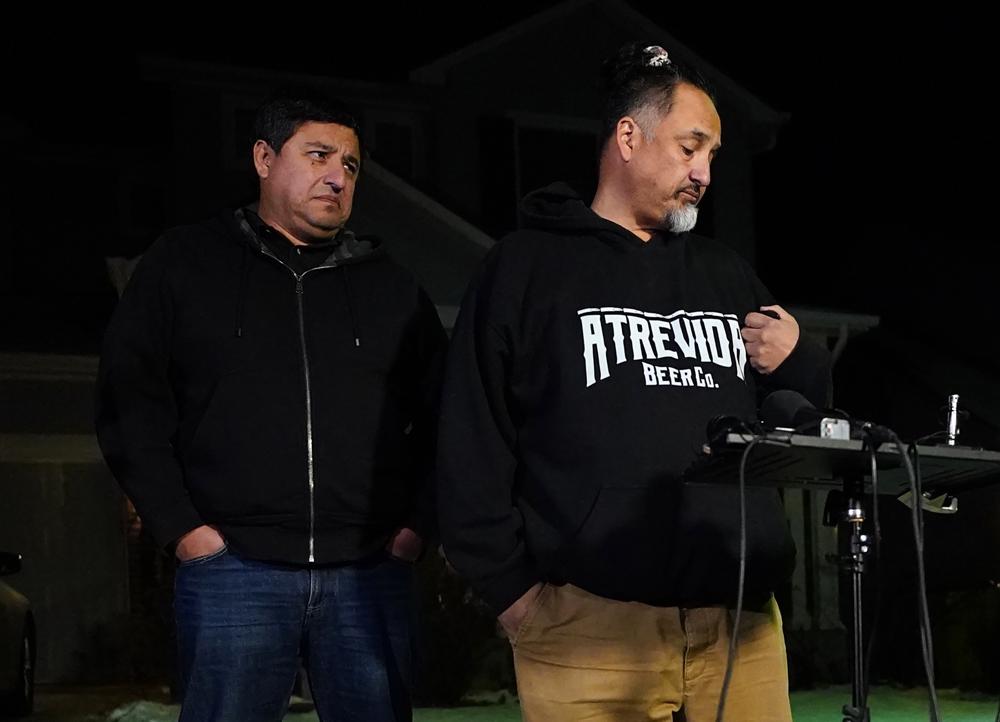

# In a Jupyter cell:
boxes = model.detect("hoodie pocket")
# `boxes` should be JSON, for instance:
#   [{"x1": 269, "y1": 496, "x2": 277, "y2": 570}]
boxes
[{"x1": 560, "y1": 484, "x2": 676, "y2": 601}]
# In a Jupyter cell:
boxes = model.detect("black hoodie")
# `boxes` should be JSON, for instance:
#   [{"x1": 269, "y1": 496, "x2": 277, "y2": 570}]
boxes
[
  {"x1": 437, "y1": 184, "x2": 830, "y2": 614},
  {"x1": 96, "y1": 208, "x2": 447, "y2": 564}
]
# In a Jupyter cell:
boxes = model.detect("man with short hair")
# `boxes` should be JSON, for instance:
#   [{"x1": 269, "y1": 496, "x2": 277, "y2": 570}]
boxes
[{"x1": 97, "y1": 90, "x2": 446, "y2": 722}]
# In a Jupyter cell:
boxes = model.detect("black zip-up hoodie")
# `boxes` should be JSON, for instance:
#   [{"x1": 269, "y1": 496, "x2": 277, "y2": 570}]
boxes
[
  {"x1": 96, "y1": 208, "x2": 447, "y2": 564},
  {"x1": 437, "y1": 184, "x2": 830, "y2": 614}
]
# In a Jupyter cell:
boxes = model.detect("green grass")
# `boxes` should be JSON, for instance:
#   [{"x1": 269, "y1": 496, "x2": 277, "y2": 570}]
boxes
[
  {"x1": 791, "y1": 686, "x2": 998, "y2": 721},
  {"x1": 409, "y1": 687, "x2": 998, "y2": 722},
  {"x1": 100, "y1": 686, "x2": 999, "y2": 721}
]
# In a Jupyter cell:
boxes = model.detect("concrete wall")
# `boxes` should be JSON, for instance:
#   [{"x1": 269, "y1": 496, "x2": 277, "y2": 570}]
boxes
[{"x1": 0, "y1": 354, "x2": 129, "y2": 683}]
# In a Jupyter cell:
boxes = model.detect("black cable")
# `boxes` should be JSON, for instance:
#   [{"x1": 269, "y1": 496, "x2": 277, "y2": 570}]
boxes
[
  {"x1": 714, "y1": 433, "x2": 793, "y2": 722},
  {"x1": 909, "y1": 442, "x2": 932, "y2": 691},
  {"x1": 890, "y1": 437, "x2": 941, "y2": 722},
  {"x1": 861, "y1": 440, "x2": 882, "y2": 711},
  {"x1": 911, "y1": 443, "x2": 941, "y2": 722},
  {"x1": 715, "y1": 436, "x2": 757, "y2": 722}
]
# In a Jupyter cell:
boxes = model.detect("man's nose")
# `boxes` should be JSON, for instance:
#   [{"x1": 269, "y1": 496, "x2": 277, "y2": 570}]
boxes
[
  {"x1": 690, "y1": 158, "x2": 710, "y2": 188},
  {"x1": 323, "y1": 162, "x2": 346, "y2": 191}
]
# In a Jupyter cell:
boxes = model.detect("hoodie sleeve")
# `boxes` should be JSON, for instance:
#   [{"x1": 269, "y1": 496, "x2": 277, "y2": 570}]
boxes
[
  {"x1": 760, "y1": 333, "x2": 832, "y2": 408},
  {"x1": 400, "y1": 286, "x2": 449, "y2": 543},
  {"x1": 95, "y1": 236, "x2": 204, "y2": 551},
  {"x1": 745, "y1": 265, "x2": 832, "y2": 409},
  {"x1": 436, "y1": 246, "x2": 542, "y2": 615}
]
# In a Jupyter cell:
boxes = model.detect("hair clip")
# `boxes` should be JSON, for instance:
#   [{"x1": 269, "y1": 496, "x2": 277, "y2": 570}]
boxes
[{"x1": 644, "y1": 45, "x2": 671, "y2": 68}]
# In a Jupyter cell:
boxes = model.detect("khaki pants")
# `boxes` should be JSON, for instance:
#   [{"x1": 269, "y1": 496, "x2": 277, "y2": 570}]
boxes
[{"x1": 511, "y1": 583, "x2": 792, "y2": 722}]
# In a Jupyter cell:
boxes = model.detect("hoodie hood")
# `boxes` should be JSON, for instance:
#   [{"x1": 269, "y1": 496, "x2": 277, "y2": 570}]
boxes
[
  {"x1": 234, "y1": 206, "x2": 384, "y2": 265},
  {"x1": 520, "y1": 182, "x2": 688, "y2": 250},
  {"x1": 230, "y1": 207, "x2": 383, "y2": 344},
  {"x1": 520, "y1": 182, "x2": 613, "y2": 235}
]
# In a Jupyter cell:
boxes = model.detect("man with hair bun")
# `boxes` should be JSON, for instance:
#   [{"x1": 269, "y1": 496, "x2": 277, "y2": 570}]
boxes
[{"x1": 438, "y1": 41, "x2": 829, "y2": 720}]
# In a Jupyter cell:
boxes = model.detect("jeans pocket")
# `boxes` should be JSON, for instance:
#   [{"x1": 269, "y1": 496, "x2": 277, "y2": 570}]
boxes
[
  {"x1": 178, "y1": 544, "x2": 229, "y2": 568},
  {"x1": 381, "y1": 549, "x2": 420, "y2": 571}
]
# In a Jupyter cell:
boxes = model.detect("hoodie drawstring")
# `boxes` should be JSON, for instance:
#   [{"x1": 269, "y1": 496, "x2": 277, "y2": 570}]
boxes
[
  {"x1": 235, "y1": 240, "x2": 250, "y2": 338},
  {"x1": 340, "y1": 265, "x2": 361, "y2": 348}
]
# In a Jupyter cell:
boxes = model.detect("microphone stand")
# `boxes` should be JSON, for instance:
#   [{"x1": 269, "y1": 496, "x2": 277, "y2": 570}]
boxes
[{"x1": 824, "y1": 474, "x2": 871, "y2": 722}]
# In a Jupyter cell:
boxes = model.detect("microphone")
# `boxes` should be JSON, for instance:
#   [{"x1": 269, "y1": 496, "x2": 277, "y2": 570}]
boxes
[
  {"x1": 702, "y1": 414, "x2": 756, "y2": 456},
  {"x1": 705, "y1": 414, "x2": 752, "y2": 446},
  {"x1": 760, "y1": 390, "x2": 852, "y2": 439}
]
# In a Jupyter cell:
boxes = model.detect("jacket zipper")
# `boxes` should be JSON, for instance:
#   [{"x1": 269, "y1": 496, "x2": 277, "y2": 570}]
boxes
[{"x1": 257, "y1": 246, "x2": 340, "y2": 564}]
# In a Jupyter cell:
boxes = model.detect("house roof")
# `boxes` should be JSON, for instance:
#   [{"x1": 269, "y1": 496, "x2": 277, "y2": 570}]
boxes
[{"x1": 412, "y1": 0, "x2": 788, "y2": 148}]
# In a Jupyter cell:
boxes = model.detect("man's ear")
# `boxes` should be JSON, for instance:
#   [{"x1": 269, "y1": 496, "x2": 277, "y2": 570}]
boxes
[
  {"x1": 253, "y1": 140, "x2": 274, "y2": 179},
  {"x1": 616, "y1": 116, "x2": 639, "y2": 162}
]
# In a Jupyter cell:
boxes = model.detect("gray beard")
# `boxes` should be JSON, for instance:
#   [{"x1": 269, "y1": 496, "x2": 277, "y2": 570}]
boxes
[{"x1": 663, "y1": 204, "x2": 699, "y2": 233}]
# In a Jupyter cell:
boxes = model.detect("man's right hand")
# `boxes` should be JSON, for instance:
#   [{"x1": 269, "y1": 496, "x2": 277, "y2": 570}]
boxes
[
  {"x1": 175, "y1": 525, "x2": 226, "y2": 562},
  {"x1": 498, "y1": 582, "x2": 545, "y2": 638}
]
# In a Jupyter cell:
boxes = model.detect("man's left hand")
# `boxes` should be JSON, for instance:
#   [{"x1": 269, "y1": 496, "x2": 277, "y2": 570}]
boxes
[
  {"x1": 385, "y1": 527, "x2": 423, "y2": 562},
  {"x1": 741, "y1": 305, "x2": 799, "y2": 374}
]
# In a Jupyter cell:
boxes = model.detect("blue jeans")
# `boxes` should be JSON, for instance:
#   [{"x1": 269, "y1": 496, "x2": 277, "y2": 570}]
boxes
[{"x1": 174, "y1": 545, "x2": 414, "y2": 722}]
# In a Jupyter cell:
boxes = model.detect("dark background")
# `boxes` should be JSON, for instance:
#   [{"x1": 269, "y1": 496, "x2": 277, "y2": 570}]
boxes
[
  {"x1": 2, "y1": 4, "x2": 996, "y2": 694},
  {"x1": 4, "y1": 7, "x2": 995, "y2": 342}
]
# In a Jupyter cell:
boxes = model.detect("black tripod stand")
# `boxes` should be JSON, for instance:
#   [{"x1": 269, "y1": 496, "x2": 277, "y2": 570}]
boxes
[{"x1": 824, "y1": 477, "x2": 871, "y2": 722}]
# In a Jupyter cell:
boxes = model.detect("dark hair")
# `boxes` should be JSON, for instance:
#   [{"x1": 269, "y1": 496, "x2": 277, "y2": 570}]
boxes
[
  {"x1": 600, "y1": 41, "x2": 715, "y2": 143},
  {"x1": 254, "y1": 88, "x2": 364, "y2": 156}
]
